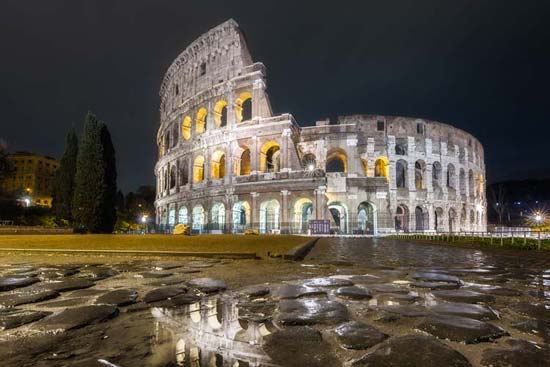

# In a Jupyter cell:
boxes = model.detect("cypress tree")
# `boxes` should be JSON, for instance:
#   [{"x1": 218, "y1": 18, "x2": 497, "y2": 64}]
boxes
[
  {"x1": 73, "y1": 112, "x2": 117, "y2": 233},
  {"x1": 98, "y1": 122, "x2": 117, "y2": 233},
  {"x1": 53, "y1": 128, "x2": 78, "y2": 222}
]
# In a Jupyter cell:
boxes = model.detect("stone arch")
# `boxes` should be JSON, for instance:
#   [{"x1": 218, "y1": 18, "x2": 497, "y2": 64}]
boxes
[
  {"x1": 179, "y1": 158, "x2": 189, "y2": 185},
  {"x1": 236, "y1": 92, "x2": 252, "y2": 122},
  {"x1": 396, "y1": 159, "x2": 408, "y2": 188},
  {"x1": 395, "y1": 142, "x2": 407, "y2": 155},
  {"x1": 238, "y1": 146, "x2": 251, "y2": 176},
  {"x1": 468, "y1": 170, "x2": 474, "y2": 198},
  {"x1": 448, "y1": 207, "x2": 457, "y2": 233},
  {"x1": 169, "y1": 167, "x2": 176, "y2": 189},
  {"x1": 260, "y1": 141, "x2": 281, "y2": 173},
  {"x1": 375, "y1": 156, "x2": 390, "y2": 180},
  {"x1": 447, "y1": 164, "x2": 456, "y2": 189},
  {"x1": 395, "y1": 204, "x2": 409, "y2": 232},
  {"x1": 175, "y1": 339, "x2": 186, "y2": 366},
  {"x1": 233, "y1": 201, "x2": 250, "y2": 230},
  {"x1": 326, "y1": 148, "x2": 348, "y2": 173},
  {"x1": 192, "y1": 205, "x2": 205, "y2": 232},
  {"x1": 434, "y1": 207, "x2": 444, "y2": 231},
  {"x1": 432, "y1": 161, "x2": 442, "y2": 188},
  {"x1": 213, "y1": 99, "x2": 228, "y2": 128},
  {"x1": 211, "y1": 150, "x2": 226, "y2": 179},
  {"x1": 460, "y1": 206, "x2": 467, "y2": 230},
  {"x1": 357, "y1": 201, "x2": 376, "y2": 235},
  {"x1": 302, "y1": 153, "x2": 317, "y2": 171},
  {"x1": 415, "y1": 206, "x2": 428, "y2": 231},
  {"x1": 459, "y1": 168, "x2": 466, "y2": 196},
  {"x1": 181, "y1": 115, "x2": 192, "y2": 140},
  {"x1": 193, "y1": 155, "x2": 205, "y2": 183},
  {"x1": 168, "y1": 205, "x2": 176, "y2": 226},
  {"x1": 260, "y1": 199, "x2": 280, "y2": 233},
  {"x1": 211, "y1": 202, "x2": 225, "y2": 231},
  {"x1": 293, "y1": 198, "x2": 313, "y2": 233},
  {"x1": 196, "y1": 107, "x2": 207, "y2": 134},
  {"x1": 328, "y1": 201, "x2": 348, "y2": 234},
  {"x1": 415, "y1": 160, "x2": 426, "y2": 189},
  {"x1": 470, "y1": 209, "x2": 475, "y2": 226},
  {"x1": 178, "y1": 206, "x2": 188, "y2": 224}
]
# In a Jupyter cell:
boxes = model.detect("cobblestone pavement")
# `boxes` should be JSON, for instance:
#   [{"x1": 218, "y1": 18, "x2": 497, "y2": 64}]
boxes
[{"x1": 0, "y1": 237, "x2": 549, "y2": 366}]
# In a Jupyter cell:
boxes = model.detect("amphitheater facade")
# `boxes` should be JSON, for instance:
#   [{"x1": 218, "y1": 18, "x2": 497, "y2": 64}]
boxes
[{"x1": 154, "y1": 19, "x2": 487, "y2": 235}]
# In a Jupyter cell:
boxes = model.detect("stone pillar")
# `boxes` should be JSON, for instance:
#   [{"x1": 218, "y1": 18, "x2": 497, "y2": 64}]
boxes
[
  {"x1": 251, "y1": 192, "x2": 259, "y2": 230},
  {"x1": 252, "y1": 79, "x2": 266, "y2": 119},
  {"x1": 347, "y1": 137, "x2": 359, "y2": 176},
  {"x1": 367, "y1": 137, "x2": 375, "y2": 177},
  {"x1": 281, "y1": 190, "x2": 290, "y2": 233},
  {"x1": 188, "y1": 158, "x2": 194, "y2": 189},
  {"x1": 175, "y1": 160, "x2": 180, "y2": 193},
  {"x1": 226, "y1": 85, "x2": 236, "y2": 130},
  {"x1": 251, "y1": 136, "x2": 260, "y2": 174},
  {"x1": 315, "y1": 186, "x2": 327, "y2": 220}
]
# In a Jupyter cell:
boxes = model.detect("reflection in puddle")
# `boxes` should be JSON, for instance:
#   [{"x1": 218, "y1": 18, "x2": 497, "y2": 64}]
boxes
[{"x1": 152, "y1": 294, "x2": 278, "y2": 366}]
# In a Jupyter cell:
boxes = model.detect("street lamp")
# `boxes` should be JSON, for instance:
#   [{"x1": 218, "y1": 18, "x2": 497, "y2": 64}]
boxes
[{"x1": 141, "y1": 214, "x2": 149, "y2": 234}]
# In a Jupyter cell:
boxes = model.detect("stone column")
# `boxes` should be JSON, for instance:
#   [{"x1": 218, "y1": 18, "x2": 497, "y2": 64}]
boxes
[
  {"x1": 175, "y1": 160, "x2": 180, "y2": 193},
  {"x1": 281, "y1": 129, "x2": 292, "y2": 172},
  {"x1": 367, "y1": 137, "x2": 375, "y2": 177},
  {"x1": 347, "y1": 137, "x2": 359, "y2": 176},
  {"x1": 251, "y1": 136, "x2": 260, "y2": 174},
  {"x1": 251, "y1": 192, "x2": 259, "y2": 230},
  {"x1": 281, "y1": 190, "x2": 290, "y2": 233},
  {"x1": 226, "y1": 85, "x2": 236, "y2": 130},
  {"x1": 315, "y1": 186, "x2": 327, "y2": 220},
  {"x1": 252, "y1": 79, "x2": 266, "y2": 119}
]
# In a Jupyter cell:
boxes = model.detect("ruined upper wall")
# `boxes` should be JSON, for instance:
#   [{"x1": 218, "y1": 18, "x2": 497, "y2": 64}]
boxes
[{"x1": 159, "y1": 19, "x2": 253, "y2": 115}]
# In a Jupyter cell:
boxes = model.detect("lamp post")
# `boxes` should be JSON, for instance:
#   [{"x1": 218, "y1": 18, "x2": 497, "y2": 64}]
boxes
[{"x1": 141, "y1": 214, "x2": 149, "y2": 234}]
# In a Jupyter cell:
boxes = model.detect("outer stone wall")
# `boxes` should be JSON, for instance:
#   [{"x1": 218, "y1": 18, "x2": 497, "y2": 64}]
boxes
[{"x1": 154, "y1": 19, "x2": 487, "y2": 235}]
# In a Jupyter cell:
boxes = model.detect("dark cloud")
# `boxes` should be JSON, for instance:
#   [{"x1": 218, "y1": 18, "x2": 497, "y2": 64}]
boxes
[{"x1": 1, "y1": 0, "x2": 549, "y2": 191}]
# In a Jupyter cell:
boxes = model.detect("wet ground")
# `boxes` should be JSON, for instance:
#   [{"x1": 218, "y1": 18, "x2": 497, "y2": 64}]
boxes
[{"x1": 0, "y1": 237, "x2": 549, "y2": 366}]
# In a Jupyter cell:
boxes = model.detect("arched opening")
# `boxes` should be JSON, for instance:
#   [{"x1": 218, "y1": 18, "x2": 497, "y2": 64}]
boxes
[
  {"x1": 357, "y1": 202, "x2": 376, "y2": 235},
  {"x1": 459, "y1": 168, "x2": 466, "y2": 196},
  {"x1": 232, "y1": 201, "x2": 250, "y2": 232},
  {"x1": 169, "y1": 168, "x2": 176, "y2": 189},
  {"x1": 435, "y1": 207, "x2": 444, "y2": 231},
  {"x1": 447, "y1": 164, "x2": 456, "y2": 189},
  {"x1": 302, "y1": 153, "x2": 316, "y2": 171},
  {"x1": 415, "y1": 160, "x2": 426, "y2": 189},
  {"x1": 395, "y1": 143, "x2": 407, "y2": 155},
  {"x1": 178, "y1": 207, "x2": 188, "y2": 224},
  {"x1": 260, "y1": 141, "x2": 280, "y2": 173},
  {"x1": 213, "y1": 100, "x2": 228, "y2": 128},
  {"x1": 415, "y1": 206, "x2": 428, "y2": 231},
  {"x1": 235, "y1": 92, "x2": 252, "y2": 122},
  {"x1": 160, "y1": 209, "x2": 168, "y2": 226},
  {"x1": 175, "y1": 339, "x2": 186, "y2": 366},
  {"x1": 179, "y1": 159, "x2": 189, "y2": 186},
  {"x1": 328, "y1": 201, "x2": 348, "y2": 234},
  {"x1": 448, "y1": 208, "x2": 457, "y2": 233},
  {"x1": 193, "y1": 156, "x2": 205, "y2": 183},
  {"x1": 394, "y1": 205, "x2": 409, "y2": 232},
  {"x1": 168, "y1": 206, "x2": 176, "y2": 227},
  {"x1": 470, "y1": 209, "x2": 475, "y2": 227},
  {"x1": 192, "y1": 205, "x2": 205, "y2": 232},
  {"x1": 460, "y1": 207, "x2": 467, "y2": 230},
  {"x1": 260, "y1": 199, "x2": 280, "y2": 233},
  {"x1": 196, "y1": 107, "x2": 207, "y2": 134},
  {"x1": 239, "y1": 148, "x2": 251, "y2": 176},
  {"x1": 396, "y1": 159, "x2": 407, "y2": 188},
  {"x1": 432, "y1": 161, "x2": 442, "y2": 188},
  {"x1": 211, "y1": 202, "x2": 225, "y2": 231},
  {"x1": 326, "y1": 148, "x2": 347, "y2": 173},
  {"x1": 293, "y1": 198, "x2": 313, "y2": 233},
  {"x1": 468, "y1": 170, "x2": 474, "y2": 198},
  {"x1": 182, "y1": 116, "x2": 192, "y2": 140},
  {"x1": 374, "y1": 157, "x2": 390, "y2": 180},
  {"x1": 211, "y1": 151, "x2": 226, "y2": 180}
]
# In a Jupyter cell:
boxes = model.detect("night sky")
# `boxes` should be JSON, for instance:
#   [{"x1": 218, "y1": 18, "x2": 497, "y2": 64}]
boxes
[{"x1": 1, "y1": 1, "x2": 549, "y2": 192}]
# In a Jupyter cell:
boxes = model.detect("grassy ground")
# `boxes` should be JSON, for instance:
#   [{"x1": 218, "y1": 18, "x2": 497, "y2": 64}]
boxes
[
  {"x1": 388, "y1": 234, "x2": 550, "y2": 250},
  {"x1": 0, "y1": 234, "x2": 309, "y2": 258}
]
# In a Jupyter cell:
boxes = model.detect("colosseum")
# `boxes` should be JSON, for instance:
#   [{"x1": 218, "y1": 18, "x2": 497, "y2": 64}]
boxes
[{"x1": 154, "y1": 19, "x2": 487, "y2": 235}]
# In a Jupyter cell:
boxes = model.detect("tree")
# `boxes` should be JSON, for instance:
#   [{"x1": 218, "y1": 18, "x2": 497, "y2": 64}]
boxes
[
  {"x1": 72, "y1": 112, "x2": 117, "y2": 233},
  {"x1": 53, "y1": 128, "x2": 78, "y2": 222},
  {"x1": 489, "y1": 184, "x2": 508, "y2": 225}
]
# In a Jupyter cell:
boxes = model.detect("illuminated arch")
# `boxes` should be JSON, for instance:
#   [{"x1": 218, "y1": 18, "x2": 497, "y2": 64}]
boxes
[
  {"x1": 260, "y1": 199, "x2": 280, "y2": 233},
  {"x1": 260, "y1": 141, "x2": 280, "y2": 173},
  {"x1": 181, "y1": 116, "x2": 192, "y2": 140},
  {"x1": 361, "y1": 158, "x2": 368, "y2": 176},
  {"x1": 192, "y1": 205, "x2": 205, "y2": 232},
  {"x1": 232, "y1": 201, "x2": 250, "y2": 229},
  {"x1": 196, "y1": 107, "x2": 207, "y2": 134},
  {"x1": 293, "y1": 198, "x2": 313, "y2": 233},
  {"x1": 328, "y1": 201, "x2": 348, "y2": 234},
  {"x1": 235, "y1": 92, "x2": 252, "y2": 122},
  {"x1": 193, "y1": 155, "x2": 205, "y2": 183},
  {"x1": 211, "y1": 150, "x2": 226, "y2": 179},
  {"x1": 357, "y1": 201, "x2": 376, "y2": 234},
  {"x1": 415, "y1": 160, "x2": 426, "y2": 189},
  {"x1": 213, "y1": 100, "x2": 228, "y2": 128},
  {"x1": 395, "y1": 204, "x2": 409, "y2": 232},
  {"x1": 374, "y1": 156, "x2": 390, "y2": 180},
  {"x1": 178, "y1": 206, "x2": 188, "y2": 224},
  {"x1": 326, "y1": 148, "x2": 348, "y2": 173},
  {"x1": 211, "y1": 202, "x2": 225, "y2": 230}
]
